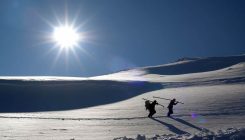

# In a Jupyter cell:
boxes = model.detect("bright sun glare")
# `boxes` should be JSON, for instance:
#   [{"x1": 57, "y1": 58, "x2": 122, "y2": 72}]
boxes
[{"x1": 53, "y1": 25, "x2": 80, "y2": 48}]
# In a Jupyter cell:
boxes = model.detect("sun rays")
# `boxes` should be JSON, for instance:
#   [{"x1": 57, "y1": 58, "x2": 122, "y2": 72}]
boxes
[{"x1": 37, "y1": 7, "x2": 94, "y2": 70}]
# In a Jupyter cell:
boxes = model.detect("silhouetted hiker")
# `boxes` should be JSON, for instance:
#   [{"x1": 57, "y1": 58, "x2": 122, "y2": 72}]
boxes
[
  {"x1": 147, "y1": 100, "x2": 158, "y2": 117},
  {"x1": 167, "y1": 98, "x2": 178, "y2": 117}
]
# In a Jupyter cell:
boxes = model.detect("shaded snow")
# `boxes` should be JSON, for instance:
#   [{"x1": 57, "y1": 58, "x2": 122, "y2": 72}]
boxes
[{"x1": 0, "y1": 79, "x2": 161, "y2": 112}]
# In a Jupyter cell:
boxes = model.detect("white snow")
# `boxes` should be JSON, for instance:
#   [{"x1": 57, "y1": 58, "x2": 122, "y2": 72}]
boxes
[
  {"x1": 0, "y1": 76, "x2": 87, "y2": 81},
  {"x1": 0, "y1": 55, "x2": 244, "y2": 139},
  {"x1": 114, "y1": 128, "x2": 245, "y2": 140}
]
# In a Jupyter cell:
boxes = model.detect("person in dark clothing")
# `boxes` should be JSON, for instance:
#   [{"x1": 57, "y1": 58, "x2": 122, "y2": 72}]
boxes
[
  {"x1": 167, "y1": 98, "x2": 178, "y2": 117},
  {"x1": 148, "y1": 100, "x2": 158, "y2": 117}
]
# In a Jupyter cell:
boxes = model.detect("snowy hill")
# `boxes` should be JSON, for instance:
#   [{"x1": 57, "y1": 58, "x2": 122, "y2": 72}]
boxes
[
  {"x1": 93, "y1": 54, "x2": 245, "y2": 83},
  {"x1": 0, "y1": 54, "x2": 245, "y2": 139},
  {"x1": 0, "y1": 54, "x2": 245, "y2": 112}
]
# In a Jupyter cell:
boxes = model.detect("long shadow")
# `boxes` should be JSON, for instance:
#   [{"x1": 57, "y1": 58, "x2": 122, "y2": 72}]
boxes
[
  {"x1": 0, "y1": 79, "x2": 163, "y2": 112},
  {"x1": 150, "y1": 117, "x2": 189, "y2": 135},
  {"x1": 169, "y1": 117, "x2": 203, "y2": 131}
]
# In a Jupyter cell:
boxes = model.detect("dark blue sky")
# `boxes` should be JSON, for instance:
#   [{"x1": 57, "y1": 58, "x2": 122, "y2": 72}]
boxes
[{"x1": 0, "y1": 0, "x2": 245, "y2": 77}]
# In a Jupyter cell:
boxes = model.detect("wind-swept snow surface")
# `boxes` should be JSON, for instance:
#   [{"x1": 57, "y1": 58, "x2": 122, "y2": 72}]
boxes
[{"x1": 0, "y1": 55, "x2": 245, "y2": 139}]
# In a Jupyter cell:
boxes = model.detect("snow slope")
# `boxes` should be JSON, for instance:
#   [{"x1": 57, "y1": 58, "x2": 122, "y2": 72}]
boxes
[{"x1": 0, "y1": 54, "x2": 245, "y2": 139}]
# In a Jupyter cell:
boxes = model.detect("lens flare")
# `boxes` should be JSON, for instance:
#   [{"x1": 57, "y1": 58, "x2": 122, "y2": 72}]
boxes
[{"x1": 190, "y1": 112, "x2": 207, "y2": 123}]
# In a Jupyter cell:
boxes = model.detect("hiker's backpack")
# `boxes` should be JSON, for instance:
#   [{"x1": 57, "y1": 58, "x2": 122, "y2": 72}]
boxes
[{"x1": 145, "y1": 100, "x2": 151, "y2": 110}]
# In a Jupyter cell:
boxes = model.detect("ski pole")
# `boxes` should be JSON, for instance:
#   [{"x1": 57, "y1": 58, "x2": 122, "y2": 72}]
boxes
[
  {"x1": 153, "y1": 96, "x2": 172, "y2": 101},
  {"x1": 153, "y1": 96, "x2": 184, "y2": 104},
  {"x1": 158, "y1": 104, "x2": 164, "y2": 108}
]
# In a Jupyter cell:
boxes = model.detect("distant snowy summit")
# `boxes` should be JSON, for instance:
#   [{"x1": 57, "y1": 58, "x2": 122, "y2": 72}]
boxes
[
  {"x1": 140, "y1": 54, "x2": 245, "y2": 75},
  {"x1": 175, "y1": 57, "x2": 201, "y2": 62}
]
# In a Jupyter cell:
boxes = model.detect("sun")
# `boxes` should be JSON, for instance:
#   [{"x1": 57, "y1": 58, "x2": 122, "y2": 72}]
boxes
[
  {"x1": 39, "y1": 8, "x2": 93, "y2": 67},
  {"x1": 53, "y1": 25, "x2": 80, "y2": 48}
]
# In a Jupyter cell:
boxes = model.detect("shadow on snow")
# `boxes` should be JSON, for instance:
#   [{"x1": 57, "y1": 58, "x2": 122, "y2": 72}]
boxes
[
  {"x1": 150, "y1": 117, "x2": 189, "y2": 135},
  {"x1": 169, "y1": 117, "x2": 203, "y2": 131}
]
